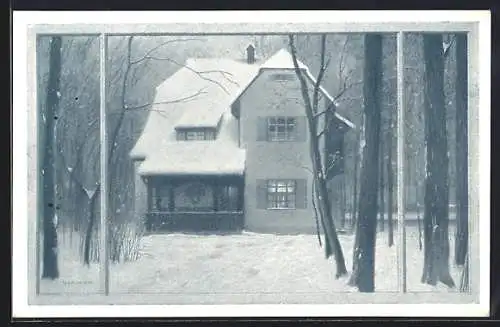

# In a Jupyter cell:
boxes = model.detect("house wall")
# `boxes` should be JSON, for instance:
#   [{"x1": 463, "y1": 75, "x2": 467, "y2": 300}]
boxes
[{"x1": 239, "y1": 68, "x2": 328, "y2": 233}]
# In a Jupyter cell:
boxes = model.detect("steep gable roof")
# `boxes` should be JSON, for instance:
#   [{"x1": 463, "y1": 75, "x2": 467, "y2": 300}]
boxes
[
  {"x1": 232, "y1": 49, "x2": 355, "y2": 130},
  {"x1": 260, "y1": 48, "x2": 308, "y2": 70},
  {"x1": 172, "y1": 58, "x2": 259, "y2": 129}
]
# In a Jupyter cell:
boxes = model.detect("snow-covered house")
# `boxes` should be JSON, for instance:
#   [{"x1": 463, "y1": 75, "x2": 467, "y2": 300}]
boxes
[{"x1": 130, "y1": 45, "x2": 354, "y2": 233}]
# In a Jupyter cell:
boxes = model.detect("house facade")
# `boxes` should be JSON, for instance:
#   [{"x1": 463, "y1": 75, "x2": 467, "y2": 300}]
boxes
[{"x1": 130, "y1": 46, "x2": 354, "y2": 233}]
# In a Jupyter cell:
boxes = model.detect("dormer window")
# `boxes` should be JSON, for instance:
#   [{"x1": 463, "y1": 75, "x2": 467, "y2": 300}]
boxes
[
  {"x1": 270, "y1": 73, "x2": 295, "y2": 82},
  {"x1": 177, "y1": 128, "x2": 216, "y2": 141}
]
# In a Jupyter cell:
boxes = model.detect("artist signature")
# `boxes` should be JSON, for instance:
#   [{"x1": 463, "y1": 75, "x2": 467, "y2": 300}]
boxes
[{"x1": 62, "y1": 280, "x2": 93, "y2": 285}]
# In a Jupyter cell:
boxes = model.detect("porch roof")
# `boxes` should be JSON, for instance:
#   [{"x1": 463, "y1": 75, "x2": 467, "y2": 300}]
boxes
[{"x1": 138, "y1": 143, "x2": 246, "y2": 176}]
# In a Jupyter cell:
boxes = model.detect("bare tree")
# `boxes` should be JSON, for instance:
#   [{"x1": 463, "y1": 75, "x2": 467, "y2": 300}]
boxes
[
  {"x1": 459, "y1": 251, "x2": 469, "y2": 292},
  {"x1": 72, "y1": 36, "x2": 236, "y2": 263},
  {"x1": 351, "y1": 120, "x2": 363, "y2": 231},
  {"x1": 349, "y1": 34, "x2": 383, "y2": 292},
  {"x1": 58, "y1": 121, "x2": 101, "y2": 265},
  {"x1": 421, "y1": 33, "x2": 455, "y2": 288},
  {"x1": 41, "y1": 36, "x2": 62, "y2": 279},
  {"x1": 289, "y1": 34, "x2": 348, "y2": 278}
]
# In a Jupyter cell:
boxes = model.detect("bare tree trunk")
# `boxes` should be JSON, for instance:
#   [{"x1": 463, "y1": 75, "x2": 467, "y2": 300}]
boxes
[
  {"x1": 340, "y1": 173, "x2": 346, "y2": 229},
  {"x1": 351, "y1": 130, "x2": 361, "y2": 230},
  {"x1": 42, "y1": 36, "x2": 62, "y2": 280},
  {"x1": 379, "y1": 124, "x2": 385, "y2": 232},
  {"x1": 84, "y1": 186, "x2": 100, "y2": 265},
  {"x1": 348, "y1": 116, "x2": 365, "y2": 285},
  {"x1": 421, "y1": 34, "x2": 455, "y2": 288},
  {"x1": 416, "y1": 178, "x2": 423, "y2": 250},
  {"x1": 459, "y1": 252, "x2": 469, "y2": 292},
  {"x1": 386, "y1": 100, "x2": 395, "y2": 247},
  {"x1": 351, "y1": 34, "x2": 383, "y2": 292},
  {"x1": 454, "y1": 33, "x2": 468, "y2": 266},
  {"x1": 289, "y1": 34, "x2": 348, "y2": 278}
]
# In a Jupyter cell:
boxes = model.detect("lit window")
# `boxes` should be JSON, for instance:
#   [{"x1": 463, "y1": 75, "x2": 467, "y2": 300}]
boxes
[{"x1": 267, "y1": 180, "x2": 296, "y2": 209}]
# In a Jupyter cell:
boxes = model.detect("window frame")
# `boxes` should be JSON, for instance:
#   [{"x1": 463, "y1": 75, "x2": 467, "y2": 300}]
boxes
[
  {"x1": 266, "y1": 179, "x2": 296, "y2": 210},
  {"x1": 177, "y1": 128, "x2": 216, "y2": 141},
  {"x1": 270, "y1": 73, "x2": 296, "y2": 82},
  {"x1": 267, "y1": 116, "x2": 297, "y2": 142}
]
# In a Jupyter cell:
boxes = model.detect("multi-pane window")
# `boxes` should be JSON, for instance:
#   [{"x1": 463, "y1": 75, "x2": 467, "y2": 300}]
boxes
[
  {"x1": 270, "y1": 73, "x2": 295, "y2": 82},
  {"x1": 186, "y1": 130, "x2": 206, "y2": 140},
  {"x1": 177, "y1": 129, "x2": 216, "y2": 141},
  {"x1": 267, "y1": 180, "x2": 296, "y2": 209},
  {"x1": 151, "y1": 185, "x2": 171, "y2": 212},
  {"x1": 268, "y1": 117, "x2": 296, "y2": 141}
]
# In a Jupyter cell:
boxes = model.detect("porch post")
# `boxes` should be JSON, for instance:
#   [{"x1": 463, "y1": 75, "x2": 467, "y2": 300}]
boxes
[
  {"x1": 237, "y1": 177, "x2": 245, "y2": 211},
  {"x1": 168, "y1": 181, "x2": 175, "y2": 211},
  {"x1": 212, "y1": 178, "x2": 219, "y2": 212},
  {"x1": 146, "y1": 178, "x2": 153, "y2": 212}
]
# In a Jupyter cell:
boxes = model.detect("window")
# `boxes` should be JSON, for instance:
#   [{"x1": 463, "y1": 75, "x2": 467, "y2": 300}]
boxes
[
  {"x1": 186, "y1": 130, "x2": 206, "y2": 140},
  {"x1": 267, "y1": 180, "x2": 296, "y2": 209},
  {"x1": 177, "y1": 129, "x2": 216, "y2": 141},
  {"x1": 270, "y1": 73, "x2": 295, "y2": 82},
  {"x1": 151, "y1": 184, "x2": 171, "y2": 212},
  {"x1": 268, "y1": 117, "x2": 296, "y2": 141}
]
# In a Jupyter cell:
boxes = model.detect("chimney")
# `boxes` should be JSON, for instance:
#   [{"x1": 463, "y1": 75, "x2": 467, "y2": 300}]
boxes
[{"x1": 246, "y1": 44, "x2": 255, "y2": 64}]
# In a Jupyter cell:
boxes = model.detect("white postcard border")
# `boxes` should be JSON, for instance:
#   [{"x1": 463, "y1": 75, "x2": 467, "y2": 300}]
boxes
[{"x1": 12, "y1": 10, "x2": 491, "y2": 318}]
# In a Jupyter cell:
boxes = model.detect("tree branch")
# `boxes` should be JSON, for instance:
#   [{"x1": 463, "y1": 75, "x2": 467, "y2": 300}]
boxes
[
  {"x1": 137, "y1": 55, "x2": 237, "y2": 94},
  {"x1": 289, "y1": 35, "x2": 314, "y2": 119},
  {"x1": 106, "y1": 88, "x2": 209, "y2": 116},
  {"x1": 312, "y1": 35, "x2": 328, "y2": 115},
  {"x1": 338, "y1": 35, "x2": 350, "y2": 84},
  {"x1": 334, "y1": 80, "x2": 364, "y2": 101},
  {"x1": 313, "y1": 101, "x2": 337, "y2": 120},
  {"x1": 129, "y1": 38, "x2": 204, "y2": 66},
  {"x1": 443, "y1": 35, "x2": 456, "y2": 58}
]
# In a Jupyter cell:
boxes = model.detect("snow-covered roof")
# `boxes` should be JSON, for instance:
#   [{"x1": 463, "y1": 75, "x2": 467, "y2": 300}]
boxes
[
  {"x1": 171, "y1": 58, "x2": 259, "y2": 129},
  {"x1": 130, "y1": 57, "x2": 257, "y2": 175},
  {"x1": 130, "y1": 47, "x2": 355, "y2": 176},
  {"x1": 260, "y1": 48, "x2": 307, "y2": 70},
  {"x1": 138, "y1": 111, "x2": 246, "y2": 176},
  {"x1": 304, "y1": 70, "x2": 356, "y2": 130}
]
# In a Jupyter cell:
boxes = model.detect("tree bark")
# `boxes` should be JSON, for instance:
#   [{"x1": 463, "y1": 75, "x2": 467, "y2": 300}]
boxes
[
  {"x1": 340, "y1": 173, "x2": 346, "y2": 229},
  {"x1": 416, "y1": 178, "x2": 423, "y2": 250},
  {"x1": 351, "y1": 130, "x2": 361, "y2": 230},
  {"x1": 84, "y1": 186, "x2": 100, "y2": 265},
  {"x1": 454, "y1": 33, "x2": 468, "y2": 266},
  {"x1": 387, "y1": 112, "x2": 394, "y2": 247},
  {"x1": 421, "y1": 34, "x2": 455, "y2": 288},
  {"x1": 42, "y1": 36, "x2": 62, "y2": 279},
  {"x1": 459, "y1": 252, "x2": 469, "y2": 292},
  {"x1": 351, "y1": 34, "x2": 383, "y2": 292},
  {"x1": 379, "y1": 122, "x2": 385, "y2": 232}
]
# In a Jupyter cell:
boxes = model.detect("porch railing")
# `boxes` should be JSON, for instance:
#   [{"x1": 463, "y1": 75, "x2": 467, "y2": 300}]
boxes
[{"x1": 145, "y1": 211, "x2": 244, "y2": 232}]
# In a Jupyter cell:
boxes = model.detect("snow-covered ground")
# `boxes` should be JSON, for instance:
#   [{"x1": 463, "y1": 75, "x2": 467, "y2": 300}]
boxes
[{"x1": 38, "y1": 226, "x2": 472, "y2": 305}]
